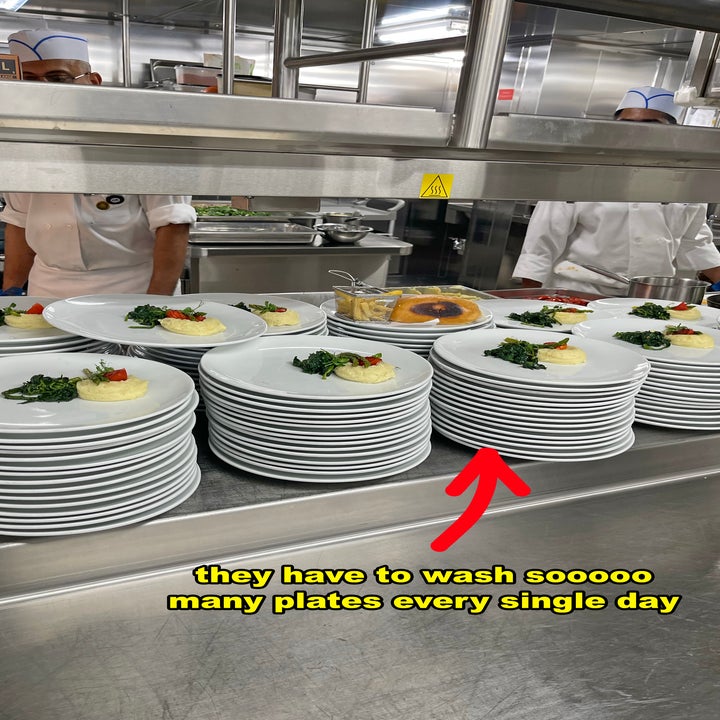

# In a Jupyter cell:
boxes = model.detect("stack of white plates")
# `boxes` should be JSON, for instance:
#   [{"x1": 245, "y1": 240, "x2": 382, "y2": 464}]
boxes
[
  {"x1": 0, "y1": 352, "x2": 200, "y2": 537},
  {"x1": 199, "y1": 336, "x2": 434, "y2": 482},
  {"x1": 0, "y1": 297, "x2": 117, "y2": 356},
  {"x1": 573, "y1": 317, "x2": 720, "y2": 430},
  {"x1": 586, "y1": 296, "x2": 720, "y2": 328},
  {"x1": 429, "y1": 328, "x2": 651, "y2": 461},
  {"x1": 484, "y1": 298, "x2": 612, "y2": 333},
  {"x1": 44, "y1": 293, "x2": 269, "y2": 411},
  {"x1": 321, "y1": 298, "x2": 493, "y2": 356}
]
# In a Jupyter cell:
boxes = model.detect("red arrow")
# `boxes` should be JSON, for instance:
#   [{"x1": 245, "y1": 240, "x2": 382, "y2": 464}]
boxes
[{"x1": 431, "y1": 448, "x2": 532, "y2": 552}]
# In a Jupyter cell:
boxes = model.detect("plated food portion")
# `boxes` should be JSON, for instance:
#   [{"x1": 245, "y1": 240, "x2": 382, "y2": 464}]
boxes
[
  {"x1": 586, "y1": 297, "x2": 720, "y2": 328},
  {"x1": 0, "y1": 352, "x2": 199, "y2": 537},
  {"x1": 572, "y1": 317, "x2": 720, "y2": 430},
  {"x1": 485, "y1": 299, "x2": 604, "y2": 333},
  {"x1": 428, "y1": 328, "x2": 650, "y2": 462},
  {"x1": 572, "y1": 317, "x2": 720, "y2": 364},
  {"x1": 199, "y1": 337, "x2": 433, "y2": 482},
  {"x1": 179, "y1": 292, "x2": 327, "y2": 336},
  {"x1": 43, "y1": 294, "x2": 267, "y2": 348}
]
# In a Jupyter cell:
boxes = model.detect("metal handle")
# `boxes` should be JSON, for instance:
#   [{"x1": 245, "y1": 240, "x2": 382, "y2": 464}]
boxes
[{"x1": 572, "y1": 263, "x2": 631, "y2": 284}]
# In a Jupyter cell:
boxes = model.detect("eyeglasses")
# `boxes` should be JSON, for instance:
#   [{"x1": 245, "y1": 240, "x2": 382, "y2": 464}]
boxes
[{"x1": 22, "y1": 71, "x2": 91, "y2": 84}]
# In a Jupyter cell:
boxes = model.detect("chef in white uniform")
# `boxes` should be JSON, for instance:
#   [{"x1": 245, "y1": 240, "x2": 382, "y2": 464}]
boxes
[
  {"x1": 0, "y1": 29, "x2": 196, "y2": 298},
  {"x1": 512, "y1": 86, "x2": 720, "y2": 296}
]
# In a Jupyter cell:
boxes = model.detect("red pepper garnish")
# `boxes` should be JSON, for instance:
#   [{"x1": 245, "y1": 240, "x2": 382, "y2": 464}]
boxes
[
  {"x1": 670, "y1": 302, "x2": 689, "y2": 311},
  {"x1": 104, "y1": 368, "x2": 128, "y2": 382},
  {"x1": 364, "y1": 356, "x2": 382, "y2": 365},
  {"x1": 25, "y1": 303, "x2": 45, "y2": 314},
  {"x1": 671, "y1": 327, "x2": 699, "y2": 335},
  {"x1": 276, "y1": 307, "x2": 288, "y2": 312},
  {"x1": 165, "y1": 309, "x2": 190, "y2": 320}
]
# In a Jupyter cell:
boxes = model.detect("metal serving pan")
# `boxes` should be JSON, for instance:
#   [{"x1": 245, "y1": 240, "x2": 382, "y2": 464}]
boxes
[{"x1": 189, "y1": 222, "x2": 318, "y2": 245}]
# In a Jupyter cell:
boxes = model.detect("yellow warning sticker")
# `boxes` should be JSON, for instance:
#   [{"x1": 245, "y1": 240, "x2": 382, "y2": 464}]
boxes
[{"x1": 419, "y1": 173, "x2": 453, "y2": 199}]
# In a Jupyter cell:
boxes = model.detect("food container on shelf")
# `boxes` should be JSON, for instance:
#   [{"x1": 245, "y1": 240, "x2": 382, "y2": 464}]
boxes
[
  {"x1": 329, "y1": 270, "x2": 401, "y2": 322},
  {"x1": 202, "y1": 53, "x2": 255, "y2": 75},
  {"x1": 174, "y1": 65, "x2": 219, "y2": 87}
]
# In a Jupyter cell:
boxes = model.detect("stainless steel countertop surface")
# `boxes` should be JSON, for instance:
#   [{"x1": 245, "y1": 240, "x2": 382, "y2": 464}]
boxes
[
  {"x1": 1, "y1": 419, "x2": 719, "y2": 719},
  {"x1": 188, "y1": 234, "x2": 413, "y2": 256}
]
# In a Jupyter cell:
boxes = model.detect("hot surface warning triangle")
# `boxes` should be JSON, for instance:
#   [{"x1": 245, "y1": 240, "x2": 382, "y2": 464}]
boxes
[{"x1": 419, "y1": 173, "x2": 453, "y2": 198}]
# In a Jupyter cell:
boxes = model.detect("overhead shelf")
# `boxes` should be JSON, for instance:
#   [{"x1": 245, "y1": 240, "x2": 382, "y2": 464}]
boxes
[{"x1": 2, "y1": 82, "x2": 720, "y2": 201}]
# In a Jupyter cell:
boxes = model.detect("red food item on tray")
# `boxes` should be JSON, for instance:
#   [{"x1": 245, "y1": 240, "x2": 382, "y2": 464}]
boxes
[{"x1": 536, "y1": 294, "x2": 590, "y2": 306}]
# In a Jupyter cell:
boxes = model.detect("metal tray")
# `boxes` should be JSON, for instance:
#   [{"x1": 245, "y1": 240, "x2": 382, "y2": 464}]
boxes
[
  {"x1": 189, "y1": 222, "x2": 318, "y2": 244},
  {"x1": 196, "y1": 212, "x2": 318, "y2": 223}
]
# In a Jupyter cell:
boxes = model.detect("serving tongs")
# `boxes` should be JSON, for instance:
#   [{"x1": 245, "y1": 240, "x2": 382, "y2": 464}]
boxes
[{"x1": 328, "y1": 269, "x2": 388, "y2": 295}]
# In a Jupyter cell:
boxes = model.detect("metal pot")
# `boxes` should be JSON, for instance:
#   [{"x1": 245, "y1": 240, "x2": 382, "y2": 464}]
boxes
[{"x1": 576, "y1": 264, "x2": 709, "y2": 304}]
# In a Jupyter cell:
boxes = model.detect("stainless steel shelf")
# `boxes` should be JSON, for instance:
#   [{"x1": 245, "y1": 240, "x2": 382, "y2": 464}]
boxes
[{"x1": 3, "y1": 83, "x2": 720, "y2": 201}]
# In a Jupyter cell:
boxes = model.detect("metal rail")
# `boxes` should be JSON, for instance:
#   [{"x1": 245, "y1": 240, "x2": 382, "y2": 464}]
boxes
[
  {"x1": 220, "y1": 0, "x2": 237, "y2": 94},
  {"x1": 357, "y1": 0, "x2": 378, "y2": 104},
  {"x1": 284, "y1": 35, "x2": 466, "y2": 68},
  {"x1": 450, "y1": 0, "x2": 514, "y2": 149},
  {"x1": 273, "y1": 0, "x2": 303, "y2": 99}
]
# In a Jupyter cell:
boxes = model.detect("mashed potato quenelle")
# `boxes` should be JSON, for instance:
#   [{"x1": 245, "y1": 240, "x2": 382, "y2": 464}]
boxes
[
  {"x1": 537, "y1": 344, "x2": 587, "y2": 364},
  {"x1": 159, "y1": 316, "x2": 226, "y2": 336},
  {"x1": 666, "y1": 302, "x2": 702, "y2": 321},
  {"x1": 552, "y1": 309, "x2": 591, "y2": 325},
  {"x1": 3, "y1": 302, "x2": 53, "y2": 329},
  {"x1": 256, "y1": 309, "x2": 300, "y2": 327},
  {"x1": 664, "y1": 325, "x2": 715, "y2": 349},
  {"x1": 77, "y1": 375, "x2": 149, "y2": 401},
  {"x1": 333, "y1": 360, "x2": 396, "y2": 384}
]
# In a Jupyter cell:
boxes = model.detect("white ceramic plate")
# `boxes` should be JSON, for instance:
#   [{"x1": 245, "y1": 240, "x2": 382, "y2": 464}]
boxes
[
  {"x1": 0, "y1": 437, "x2": 196, "y2": 490},
  {"x1": 587, "y1": 297, "x2": 720, "y2": 327},
  {"x1": 43, "y1": 294, "x2": 268, "y2": 348},
  {"x1": 0, "y1": 352, "x2": 196, "y2": 432},
  {"x1": 0, "y1": 297, "x2": 79, "y2": 342},
  {"x1": 488, "y1": 299, "x2": 604, "y2": 333},
  {"x1": 320, "y1": 299, "x2": 492, "y2": 332},
  {"x1": 200, "y1": 336, "x2": 433, "y2": 400},
  {"x1": 182, "y1": 292, "x2": 326, "y2": 335},
  {"x1": 431, "y1": 329, "x2": 650, "y2": 387},
  {"x1": 0, "y1": 466, "x2": 200, "y2": 536},
  {"x1": 209, "y1": 435, "x2": 431, "y2": 483},
  {"x1": 199, "y1": 370, "x2": 430, "y2": 409},
  {"x1": 432, "y1": 418, "x2": 635, "y2": 462},
  {"x1": 572, "y1": 317, "x2": 720, "y2": 366}
]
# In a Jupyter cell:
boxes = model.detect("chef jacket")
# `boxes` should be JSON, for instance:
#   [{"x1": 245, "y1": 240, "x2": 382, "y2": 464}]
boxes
[
  {"x1": 0, "y1": 193, "x2": 196, "y2": 298},
  {"x1": 512, "y1": 202, "x2": 720, "y2": 295}
]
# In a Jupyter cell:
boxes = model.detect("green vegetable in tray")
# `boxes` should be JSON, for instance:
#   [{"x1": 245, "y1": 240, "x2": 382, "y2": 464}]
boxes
[
  {"x1": 507, "y1": 304, "x2": 567, "y2": 328},
  {"x1": 2, "y1": 373, "x2": 81, "y2": 403},
  {"x1": 613, "y1": 330, "x2": 671, "y2": 350},
  {"x1": 194, "y1": 205, "x2": 271, "y2": 217},
  {"x1": 292, "y1": 350, "x2": 383, "y2": 379},
  {"x1": 629, "y1": 302, "x2": 670, "y2": 320}
]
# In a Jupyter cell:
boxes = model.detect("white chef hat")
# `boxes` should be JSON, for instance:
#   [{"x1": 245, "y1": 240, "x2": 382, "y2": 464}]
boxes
[
  {"x1": 614, "y1": 86, "x2": 683, "y2": 123},
  {"x1": 8, "y1": 29, "x2": 89, "y2": 64}
]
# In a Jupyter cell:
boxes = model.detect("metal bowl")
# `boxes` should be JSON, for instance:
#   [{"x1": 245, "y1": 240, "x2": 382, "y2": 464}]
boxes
[
  {"x1": 707, "y1": 293, "x2": 720, "y2": 309},
  {"x1": 322, "y1": 211, "x2": 362, "y2": 224},
  {"x1": 317, "y1": 223, "x2": 373, "y2": 243}
]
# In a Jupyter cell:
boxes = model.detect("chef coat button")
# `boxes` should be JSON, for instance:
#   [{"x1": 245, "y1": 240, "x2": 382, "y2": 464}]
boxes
[
  {"x1": 45, "y1": 224, "x2": 51, "y2": 229},
  {"x1": 66, "y1": 224, "x2": 72, "y2": 229}
]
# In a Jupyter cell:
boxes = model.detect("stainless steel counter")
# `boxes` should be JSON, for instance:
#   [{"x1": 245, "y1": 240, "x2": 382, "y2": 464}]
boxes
[
  {"x1": 1, "y1": 419, "x2": 719, "y2": 719},
  {"x1": 187, "y1": 235, "x2": 413, "y2": 292}
]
